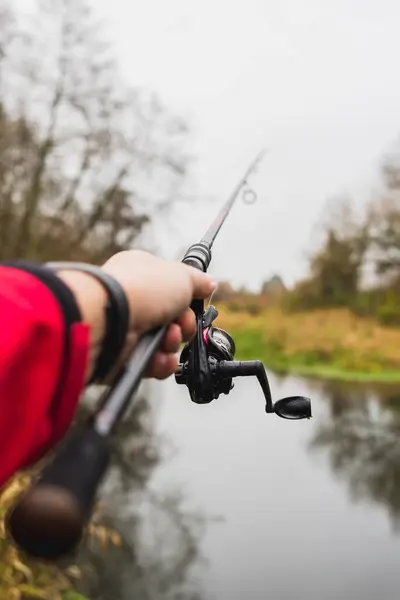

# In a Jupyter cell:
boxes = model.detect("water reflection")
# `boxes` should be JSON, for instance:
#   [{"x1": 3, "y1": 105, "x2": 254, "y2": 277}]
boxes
[
  {"x1": 72, "y1": 389, "x2": 208, "y2": 600},
  {"x1": 70, "y1": 375, "x2": 400, "y2": 600},
  {"x1": 151, "y1": 375, "x2": 400, "y2": 600},
  {"x1": 309, "y1": 379, "x2": 400, "y2": 531}
]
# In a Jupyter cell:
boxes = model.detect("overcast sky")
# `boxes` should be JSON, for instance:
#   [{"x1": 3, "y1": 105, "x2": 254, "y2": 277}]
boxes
[{"x1": 92, "y1": 0, "x2": 400, "y2": 289}]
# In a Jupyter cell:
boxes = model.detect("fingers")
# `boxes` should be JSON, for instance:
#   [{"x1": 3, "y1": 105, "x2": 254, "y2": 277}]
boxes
[
  {"x1": 158, "y1": 316, "x2": 195, "y2": 353},
  {"x1": 144, "y1": 314, "x2": 196, "y2": 379},
  {"x1": 145, "y1": 352, "x2": 178, "y2": 380},
  {"x1": 186, "y1": 265, "x2": 217, "y2": 299},
  {"x1": 175, "y1": 308, "x2": 196, "y2": 342},
  {"x1": 160, "y1": 323, "x2": 182, "y2": 353},
  {"x1": 144, "y1": 323, "x2": 182, "y2": 379}
]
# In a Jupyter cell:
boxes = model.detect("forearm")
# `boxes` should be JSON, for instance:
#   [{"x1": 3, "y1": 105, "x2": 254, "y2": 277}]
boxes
[
  {"x1": 0, "y1": 267, "x2": 90, "y2": 487},
  {"x1": 56, "y1": 270, "x2": 108, "y2": 382},
  {"x1": 0, "y1": 249, "x2": 213, "y2": 488}
]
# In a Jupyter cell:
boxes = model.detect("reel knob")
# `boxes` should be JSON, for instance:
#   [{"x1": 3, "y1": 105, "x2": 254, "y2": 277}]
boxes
[{"x1": 273, "y1": 396, "x2": 312, "y2": 420}]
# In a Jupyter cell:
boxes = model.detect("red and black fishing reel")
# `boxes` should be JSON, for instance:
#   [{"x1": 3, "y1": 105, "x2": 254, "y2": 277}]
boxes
[{"x1": 176, "y1": 303, "x2": 311, "y2": 420}]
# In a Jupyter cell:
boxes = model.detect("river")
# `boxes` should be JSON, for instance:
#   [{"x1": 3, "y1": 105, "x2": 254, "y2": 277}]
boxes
[
  {"x1": 147, "y1": 372, "x2": 400, "y2": 600},
  {"x1": 80, "y1": 373, "x2": 400, "y2": 599}
]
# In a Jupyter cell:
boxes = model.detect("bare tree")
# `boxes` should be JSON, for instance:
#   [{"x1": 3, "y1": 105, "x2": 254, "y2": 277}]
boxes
[
  {"x1": 361, "y1": 144, "x2": 400, "y2": 283},
  {"x1": 0, "y1": 0, "x2": 189, "y2": 262},
  {"x1": 367, "y1": 196, "x2": 400, "y2": 284},
  {"x1": 0, "y1": 3, "x2": 205, "y2": 598}
]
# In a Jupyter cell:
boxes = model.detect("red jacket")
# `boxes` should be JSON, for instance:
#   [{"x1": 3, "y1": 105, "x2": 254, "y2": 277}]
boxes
[{"x1": 0, "y1": 266, "x2": 89, "y2": 488}]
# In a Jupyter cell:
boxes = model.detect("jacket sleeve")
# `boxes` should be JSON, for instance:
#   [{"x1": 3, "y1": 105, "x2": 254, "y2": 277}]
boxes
[{"x1": 0, "y1": 266, "x2": 90, "y2": 489}]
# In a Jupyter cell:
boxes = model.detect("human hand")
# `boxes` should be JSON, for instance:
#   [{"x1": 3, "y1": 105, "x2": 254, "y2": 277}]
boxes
[{"x1": 101, "y1": 250, "x2": 217, "y2": 379}]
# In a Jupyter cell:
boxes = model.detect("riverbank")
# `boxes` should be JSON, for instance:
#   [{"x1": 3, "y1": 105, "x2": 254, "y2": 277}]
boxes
[{"x1": 216, "y1": 307, "x2": 400, "y2": 383}]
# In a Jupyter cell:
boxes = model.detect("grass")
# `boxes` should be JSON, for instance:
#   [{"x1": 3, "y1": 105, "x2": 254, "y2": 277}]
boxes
[
  {"x1": 216, "y1": 306, "x2": 400, "y2": 384},
  {"x1": 0, "y1": 472, "x2": 120, "y2": 600}
]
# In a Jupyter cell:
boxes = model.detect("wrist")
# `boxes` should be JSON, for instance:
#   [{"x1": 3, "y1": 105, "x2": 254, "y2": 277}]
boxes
[{"x1": 57, "y1": 270, "x2": 108, "y2": 381}]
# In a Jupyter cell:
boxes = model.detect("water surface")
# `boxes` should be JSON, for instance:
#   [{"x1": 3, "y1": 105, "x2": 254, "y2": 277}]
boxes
[{"x1": 149, "y1": 373, "x2": 400, "y2": 600}]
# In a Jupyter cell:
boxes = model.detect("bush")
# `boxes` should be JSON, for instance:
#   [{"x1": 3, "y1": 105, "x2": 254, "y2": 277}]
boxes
[
  {"x1": 351, "y1": 289, "x2": 400, "y2": 326},
  {"x1": 377, "y1": 293, "x2": 400, "y2": 326},
  {"x1": 224, "y1": 293, "x2": 266, "y2": 315},
  {"x1": 350, "y1": 289, "x2": 387, "y2": 318}
]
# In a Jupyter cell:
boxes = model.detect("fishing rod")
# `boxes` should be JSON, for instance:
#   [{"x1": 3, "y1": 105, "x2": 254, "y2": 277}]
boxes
[{"x1": 6, "y1": 151, "x2": 312, "y2": 561}]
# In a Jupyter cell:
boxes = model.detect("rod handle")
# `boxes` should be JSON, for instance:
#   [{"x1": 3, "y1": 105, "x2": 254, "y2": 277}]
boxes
[{"x1": 7, "y1": 425, "x2": 110, "y2": 561}]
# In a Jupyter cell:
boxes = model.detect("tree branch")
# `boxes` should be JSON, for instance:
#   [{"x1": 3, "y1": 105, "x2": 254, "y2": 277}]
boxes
[
  {"x1": 12, "y1": 82, "x2": 62, "y2": 256},
  {"x1": 73, "y1": 164, "x2": 129, "y2": 247},
  {"x1": 59, "y1": 136, "x2": 93, "y2": 213}
]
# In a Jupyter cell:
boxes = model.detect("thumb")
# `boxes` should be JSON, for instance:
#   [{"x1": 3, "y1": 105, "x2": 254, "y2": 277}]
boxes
[{"x1": 186, "y1": 266, "x2": 217, "y2": 299}]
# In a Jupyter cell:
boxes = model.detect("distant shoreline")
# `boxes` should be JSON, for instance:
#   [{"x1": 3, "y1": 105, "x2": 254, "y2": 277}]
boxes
[
  {"x1": 216, "y1": 306, "x2": 400, "y2": 385},
  {"x1": 263, "y1": 362, "x2": 400, "y2": 384}
]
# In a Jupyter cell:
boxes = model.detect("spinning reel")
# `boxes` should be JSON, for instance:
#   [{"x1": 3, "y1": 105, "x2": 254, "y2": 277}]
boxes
[{"x1": 176, "y1": 302, "x2": 312, "y2": 420}]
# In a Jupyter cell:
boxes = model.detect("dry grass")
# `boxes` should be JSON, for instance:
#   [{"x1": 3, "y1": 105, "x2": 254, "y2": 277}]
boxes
[
  {"x1": 216, "y1": 306, "x2": 400, "y2": 380},
  {"x1": 0, "y1": 474, "x2": 120, "y2": 600}
]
